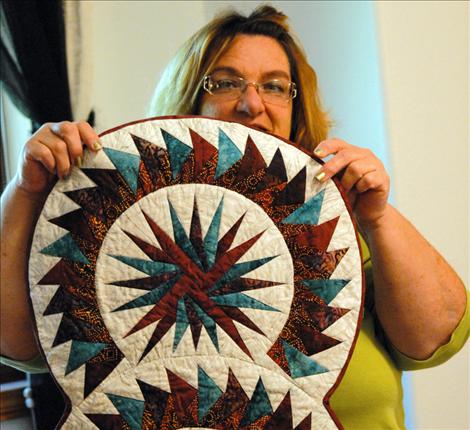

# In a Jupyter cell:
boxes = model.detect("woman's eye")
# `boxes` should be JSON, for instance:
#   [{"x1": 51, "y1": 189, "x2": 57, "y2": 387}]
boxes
[
  {"x1": 263, "y1": 81, "x2": 286, "y2": 93},
  {"x1": 215, "y1": 79, "x2": 239, "y2": 90}
]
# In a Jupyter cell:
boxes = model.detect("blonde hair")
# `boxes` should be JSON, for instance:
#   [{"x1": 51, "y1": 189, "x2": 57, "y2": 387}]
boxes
[{"x1": 148, "y1": 5, "x2": 330, "y2": 151}]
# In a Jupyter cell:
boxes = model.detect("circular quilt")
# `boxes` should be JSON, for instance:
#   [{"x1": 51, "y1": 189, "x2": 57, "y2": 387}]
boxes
[{"x1": 29, "y1": 116, "x2": 364, "y2": 429}]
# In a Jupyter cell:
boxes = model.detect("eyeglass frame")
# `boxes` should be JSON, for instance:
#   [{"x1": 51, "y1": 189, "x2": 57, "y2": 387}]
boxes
[{"x1": 202, "y1": 74, "x2": 298, "y2": 104}]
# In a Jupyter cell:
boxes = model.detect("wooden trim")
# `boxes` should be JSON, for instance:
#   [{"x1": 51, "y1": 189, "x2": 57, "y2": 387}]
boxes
[{"x1": 0, "y1": 387, "x2": 29, "y2": 421}]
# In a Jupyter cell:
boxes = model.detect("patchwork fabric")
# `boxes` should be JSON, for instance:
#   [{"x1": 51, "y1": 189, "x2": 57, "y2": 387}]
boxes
[{"x1": 29, "y1": 116, "x2": 364, "y2": 429}]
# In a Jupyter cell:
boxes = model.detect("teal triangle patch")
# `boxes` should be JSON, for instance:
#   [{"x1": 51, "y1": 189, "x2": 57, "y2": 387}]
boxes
[
  {"x1": 106, "y1": 393, "x2": 145, "y2": 430},
  {"x1": 215, "y1": 129, "x2": 243, "y2": 179},
  {"x1": 103, "y1": 147, "x2": 140, "y2": 194},
  {"x1": 161, "y1": 129, "x2": 192, "y2": 179},
  {"x1": 282, "y1": 189, "x2": 326, "y2": 225},
  {"x1": 302, "y1": 279, "x2": 349, "y2": 303},
  {"x1": 282, "y1": 340, "x2": 329, "y2": 378},
  {"x1": 113, "y1": 277, "x2": 177, "y2": 312},
  {"x1": 190, "y1": 299, "x2": 219, "y2": 351},
  {"x1": 40, "y1": 233, "x2": 89, "y2": 264},
  {"x1": 204, "y1": 196, "x2": 224, "y2": 269},
  {"x1": 168, "y1": 201, "x2": 202, "y2": 267},
  {"x1": 240, "y1": 377, "x2": 273, "y2": 425},
  {"x1": 211, "y1": 292, "x2": 279, "y2": 312},
  {"x1": 198, "y1": 366, "x2": 222, "y2": 422},
  {"x1": 108, "y1": 255, "x2": 179, "y2": 276},
  {"x1": 65, "y1": 341, "x2": 107, "y2": 375},
  {"x1": 173, "y1": 298, "x2": 190, "y2": 351},
  {"x1": 217, "y1": 255, "x2": 278, "y2": 284}
]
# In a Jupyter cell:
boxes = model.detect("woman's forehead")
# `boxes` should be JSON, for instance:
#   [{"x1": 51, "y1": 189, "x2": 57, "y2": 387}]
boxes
[{"x1": 211, "y1": 34, "x2": 291, "y2": 79}]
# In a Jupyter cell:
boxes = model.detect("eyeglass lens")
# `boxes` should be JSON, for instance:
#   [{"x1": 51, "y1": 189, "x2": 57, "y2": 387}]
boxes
[{"x1": 204, "y1": 74, "x2": 296, "y2": 105}]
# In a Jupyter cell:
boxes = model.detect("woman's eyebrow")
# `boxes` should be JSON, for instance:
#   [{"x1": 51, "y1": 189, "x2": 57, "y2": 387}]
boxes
[
  {"x1": 262, "y1": 70, "x2": 291, "y2": 80},
  {"x1": 210, "y1": 66, "x2": 241, "y2": 75},
  {"x1": 211, "y1": 66, "x2": 291, "y2": 80}
]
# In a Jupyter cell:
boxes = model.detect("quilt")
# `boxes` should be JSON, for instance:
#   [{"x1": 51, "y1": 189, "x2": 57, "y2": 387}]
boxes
[{"x1": 29, "y1": 116, "x2": 364, "y2": 429}]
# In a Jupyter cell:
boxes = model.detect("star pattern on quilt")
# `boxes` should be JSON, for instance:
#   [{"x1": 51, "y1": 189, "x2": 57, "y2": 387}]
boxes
[
  {"x1": 108, "y1": 194, "x2": 281, "y2": 361},
  {"x1": 30, "y1": 118, "x2": 363, "y2": 429}
]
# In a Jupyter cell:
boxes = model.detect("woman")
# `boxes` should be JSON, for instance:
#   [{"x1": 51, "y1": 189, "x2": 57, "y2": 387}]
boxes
[{"x1": 1, "y1": 5, "x2": 468, "y2": 428}]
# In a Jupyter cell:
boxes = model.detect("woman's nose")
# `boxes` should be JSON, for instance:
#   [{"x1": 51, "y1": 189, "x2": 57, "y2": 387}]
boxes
[{"x1": 236, "y1": 84, "x2": 266, "y2": 117}]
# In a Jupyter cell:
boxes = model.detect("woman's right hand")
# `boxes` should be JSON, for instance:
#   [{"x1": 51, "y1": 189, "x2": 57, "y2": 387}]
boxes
[{"x1": 16, "y1": 121, "x2": 101, "y2": 195}]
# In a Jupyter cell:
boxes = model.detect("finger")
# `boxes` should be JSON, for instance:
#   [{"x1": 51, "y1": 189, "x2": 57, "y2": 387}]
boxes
[
  {"x1": 355, "y1": 170, "x2": 389, "y2": 194},
  {"x1": 24, "y1": 140, "x2": 56, "y2": 175},
  {"x1": 347, "y1": 188, "x2": 357, "y2": 208},
  {"x1": 315, "y1": 148, "x2": 364, "y2": 182},
  {"x1": 313, "y1": 138, "x2": 350, "y2": 158},
  {"x1": 50, "y1": 121, "x2": 101, "y2": 167},
  {"x1": 50, "y1": 121, "x2": 83, "y2": 166},
  {"x1": 35, "y1": 121, "x2": 75, "y2": 178},
  {"x1": 341, "y1": 159, "x2": 377, "y2": 193},
  {"x1": 76, "y1": 121, "x2": 101, "y2": 151},
  {"x1": 37, "y1": 133, "x2": 72, "y2": 179}
]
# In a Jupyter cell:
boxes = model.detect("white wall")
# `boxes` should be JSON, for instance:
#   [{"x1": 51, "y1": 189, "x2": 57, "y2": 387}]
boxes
[
  {"x1": 89, "y1": 1, "x2": 207, "y2": 132},
  {"x1": 376, "y1": 2, "x2": 469, "y2": 428},
  {"x1": 1, "y1": 91, "x2": 31, "y2": 180},
  {"x1": 376, "y1": 0, "x2": 469, "y2": 286}
]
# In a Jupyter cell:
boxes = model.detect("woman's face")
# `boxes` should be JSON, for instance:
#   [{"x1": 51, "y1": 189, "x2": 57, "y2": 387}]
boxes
[{"x1": 199, "y1": 34, "x2": 293, "y2": 140}]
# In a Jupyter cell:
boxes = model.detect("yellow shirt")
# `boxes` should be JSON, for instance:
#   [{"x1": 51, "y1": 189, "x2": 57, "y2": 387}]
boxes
[{"x1": 330, "y1": 236, "x2": 470, "y2": 429}]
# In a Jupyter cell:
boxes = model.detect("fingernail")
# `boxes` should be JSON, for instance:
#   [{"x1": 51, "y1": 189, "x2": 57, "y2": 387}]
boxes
[
  {"x1": 315, "y1": 171, "x2": 327, "y2": 182},
  {"x1": 76, "y1": 156, "x2": 83, "y2": 168},
  {"x1": 93, "y1": 140, "x2": 102, "y2": 150},
  {"x1": 314, "y1": 148, "x2": 324, "y2": 157}
]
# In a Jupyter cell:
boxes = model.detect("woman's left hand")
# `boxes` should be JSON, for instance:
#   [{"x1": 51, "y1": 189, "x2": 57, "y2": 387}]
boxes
[
  {"x1": 313, "y1": 139, "x2": 466, "y2": 360},
  {"x1": 313, "y1": 138, "x2": 390, "y2": 230}
]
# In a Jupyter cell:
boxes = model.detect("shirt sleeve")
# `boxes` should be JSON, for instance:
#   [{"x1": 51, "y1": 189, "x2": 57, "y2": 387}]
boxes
[{"x1": 0, "y1": 353, "x2": 48, "y2": 374}]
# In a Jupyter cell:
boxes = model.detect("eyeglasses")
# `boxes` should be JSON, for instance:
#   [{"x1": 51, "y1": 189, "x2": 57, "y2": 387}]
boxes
[{"x1": 202, "y1": 73, "x2": 297, "y2": 106}]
